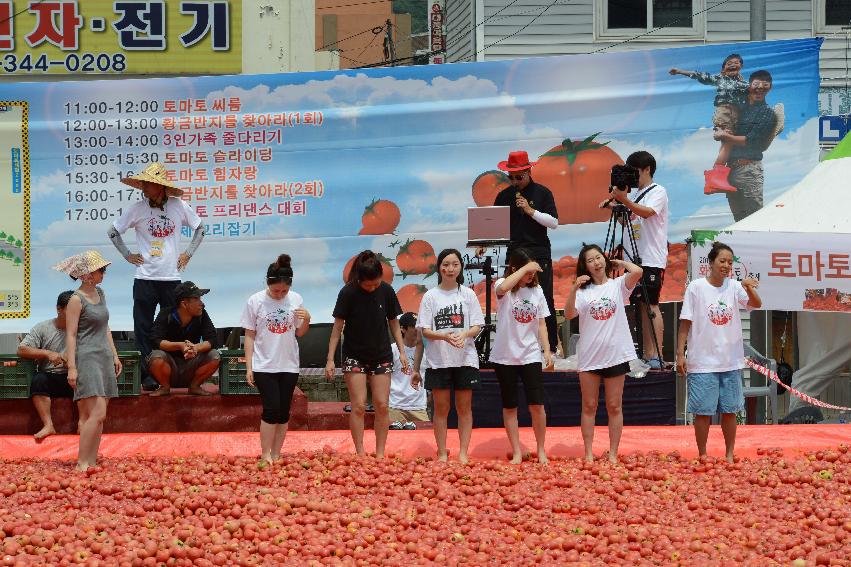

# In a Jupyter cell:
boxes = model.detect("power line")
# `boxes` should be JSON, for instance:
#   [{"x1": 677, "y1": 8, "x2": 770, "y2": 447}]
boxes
[
  {"x1": 0, "y1": 0, "x2": 45, "y2": 27},
  {"x1": 587, "y1": 0, "x2": 734, "y2": 55},
  {"x1": 316, "y1": 0, "x2": 392, "y2": 12},
  {"x1": 355, "y1": 24, "x2": 385, "y2": 61},
  {"x1": 318, "y1": 24, "x2": 386, "y2": 52}
]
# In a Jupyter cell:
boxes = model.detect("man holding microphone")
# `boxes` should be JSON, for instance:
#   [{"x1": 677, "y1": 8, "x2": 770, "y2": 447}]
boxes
[{"x1": 492, "y1": 150, "x2": 559, "y2": 354}]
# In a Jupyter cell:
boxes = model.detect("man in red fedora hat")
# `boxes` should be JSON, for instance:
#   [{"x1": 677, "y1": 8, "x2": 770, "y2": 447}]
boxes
[
  {"x1": 494, "y1": 150, "x2": 559, "y2": 354},
  {"x1": 107, "y1": 162, "x2": 206, "y2": 391}
]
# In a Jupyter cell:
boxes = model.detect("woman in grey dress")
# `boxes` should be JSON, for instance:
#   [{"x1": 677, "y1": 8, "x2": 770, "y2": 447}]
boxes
[{"x1": 53, "y1": 250, "x2": 122, "y2": 471}]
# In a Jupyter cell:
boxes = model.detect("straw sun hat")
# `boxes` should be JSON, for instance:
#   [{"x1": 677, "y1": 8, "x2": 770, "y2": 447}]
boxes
[
  {"x1": 120, "y1": 162, "x2": 183, "y2": 197},
  {"x1": 53, "y1": 250, "x2": 112, "y2": 280}
]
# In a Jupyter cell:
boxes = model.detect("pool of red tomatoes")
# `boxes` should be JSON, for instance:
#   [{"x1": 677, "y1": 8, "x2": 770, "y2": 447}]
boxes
[{"x1": 1, "y1": 446, "x2": 850, "y2": 566}]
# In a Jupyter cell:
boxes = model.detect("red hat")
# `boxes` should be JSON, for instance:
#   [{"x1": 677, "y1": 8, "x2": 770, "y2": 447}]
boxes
[{"x1": 497, "y1": 150, "x2": 538, "y2": 172}]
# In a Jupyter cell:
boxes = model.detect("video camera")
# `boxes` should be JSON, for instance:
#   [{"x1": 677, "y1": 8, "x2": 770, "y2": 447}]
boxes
[{"x1": 609, "y1": 164, "x2": 639, "y2": 192}]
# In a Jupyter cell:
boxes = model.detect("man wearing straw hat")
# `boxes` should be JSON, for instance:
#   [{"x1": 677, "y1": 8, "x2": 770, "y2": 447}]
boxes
[{"x1": 107, "y1": 163, "x2": 205, "y2": 391}]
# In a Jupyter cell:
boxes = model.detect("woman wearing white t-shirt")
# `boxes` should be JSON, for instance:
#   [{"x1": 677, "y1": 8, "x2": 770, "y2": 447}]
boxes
[
  {"x1": 565, "y1": 244, "x2": 642, "y2": 464},
  {"x1": 240, "y1": 254, "x2": 311, "y2": 465},
  {"x1": 490, "y1": 248, "x2": 554, "y2": 465},
  {"x1": 413, "y1": 249, "x2": 484, "y2": 464},
  {"x1": 676, "y1": 242, "x2": 761, "y2": 464}
]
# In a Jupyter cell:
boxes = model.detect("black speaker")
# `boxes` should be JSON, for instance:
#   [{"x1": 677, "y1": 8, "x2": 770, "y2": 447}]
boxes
[{"x1": 297, "y1": 323, "x2": 342, "y2": 368}]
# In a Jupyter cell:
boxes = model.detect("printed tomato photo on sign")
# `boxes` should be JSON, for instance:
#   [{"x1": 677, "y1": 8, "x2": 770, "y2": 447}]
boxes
[
  {"x1": 397, "y1": 284, "x2": 428, "y2": 313},
  {"x1": 343, "y1": 253, "x2": 394, "y2": 284},
  {"x1": 395, "y1": 239, "x2": 436, "y2": 276},
  {"x1": 532, "y1": 134, "x2": 623, "y2": 225},
  {"x1": 471, "y1": 170, "x2": 511, "y2": 206},
  {"x1": 358, "y1": 198, "x2": 401, "y2": 235}
]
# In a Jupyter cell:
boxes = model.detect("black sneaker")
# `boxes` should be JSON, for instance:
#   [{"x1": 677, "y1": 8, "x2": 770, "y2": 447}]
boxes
[
  {"x1": 389, "y1": 421, "x2": 404, "y2": 430},
  {"x1": 402, "y1": 422, "x2": 417, "y2": 430},
  {"x1": 142, "y1": 377, "x2": 160, "y2": 392}
]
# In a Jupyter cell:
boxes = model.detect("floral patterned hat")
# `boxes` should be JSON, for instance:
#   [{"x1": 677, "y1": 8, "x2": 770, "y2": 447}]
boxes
[{"x1": 52, "y1": 250, "x2": 111, "y2": 279}]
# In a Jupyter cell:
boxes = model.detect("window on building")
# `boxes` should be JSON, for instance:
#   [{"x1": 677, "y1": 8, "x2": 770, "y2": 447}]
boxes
[
  {"x1": 597, "y1": 0, "x2": 704, "y2": 40},
  {"x1": 818, "y1": 0, "x2": 851, "y2": 31}
]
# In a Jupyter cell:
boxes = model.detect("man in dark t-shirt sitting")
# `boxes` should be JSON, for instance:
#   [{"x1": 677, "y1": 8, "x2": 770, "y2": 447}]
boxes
[
  {"x1": 148, "y1": 281, "x2": 220, "y2": 396},
  {"x1": 493, "y1": 150, "x2": 559, "y2": 353}
]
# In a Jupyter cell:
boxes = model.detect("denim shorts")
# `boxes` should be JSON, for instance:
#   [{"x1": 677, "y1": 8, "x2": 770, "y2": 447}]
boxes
[{"x1": 687, "y1": 370, "x2": 745, "y2": 415}]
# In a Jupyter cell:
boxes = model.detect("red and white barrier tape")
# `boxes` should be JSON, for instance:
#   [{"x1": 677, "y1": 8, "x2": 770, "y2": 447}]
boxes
[{"x1": 744, "y1": 357, "x2": 851, "y2": 411}]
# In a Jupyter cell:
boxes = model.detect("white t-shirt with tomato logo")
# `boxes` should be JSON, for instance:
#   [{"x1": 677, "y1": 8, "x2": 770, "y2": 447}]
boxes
[
  {"x1": 575, "y1": 275, "x2": 637, "y2": 372},
  {"x1": 113, "y1": 197, "x2": 202, "y2": 281},
  {"x1": 680, "y1": 277, "x2": 750, "y2": 373},
  {"x1": 417, "y1": 285, "x2": 484, "y2": 369},
  {"x1": 629, "y1": 184, "x2": 669, "y2": 269},
  {"x1": 240, "y1": 290, "x2": 304, "y2": 373},
  {"x1": 489, "y1": 280, "x2": 550, "y2": 366}
]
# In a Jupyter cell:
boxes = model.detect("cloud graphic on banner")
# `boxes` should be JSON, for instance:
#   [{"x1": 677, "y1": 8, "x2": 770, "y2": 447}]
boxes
[
  {"x1": 205, "y1": 74, "x2": 562, "y2": 145},
  {"x1": 30, "y1": 169, "x2": 74, "y2": 202}
]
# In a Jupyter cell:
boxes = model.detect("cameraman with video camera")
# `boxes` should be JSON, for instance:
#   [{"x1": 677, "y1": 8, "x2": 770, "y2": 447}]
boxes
[{"x1": 600, "y1": 151, "x2": 669, "y2": 369}]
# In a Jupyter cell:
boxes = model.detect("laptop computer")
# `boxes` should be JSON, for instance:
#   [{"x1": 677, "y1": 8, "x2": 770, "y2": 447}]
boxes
[{"x1": 467, "y1": 206, "x2": 510, "y2": 247}]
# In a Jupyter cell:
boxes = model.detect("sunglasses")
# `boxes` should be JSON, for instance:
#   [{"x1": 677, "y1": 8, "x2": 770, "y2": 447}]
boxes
[{"x1": 508, "y1": 172, "x2": 528, "y2": 180}]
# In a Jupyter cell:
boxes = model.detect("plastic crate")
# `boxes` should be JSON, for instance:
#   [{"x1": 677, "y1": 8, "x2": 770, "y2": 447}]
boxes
[
  {"x1": 117, "y1": 351, "x2": 141, "y2": 397},
  {"x1": 218, "y1": 349, "x2": 258, "y2": 395},
  {"x1": 0, "y1": 355, "x2": 33, "y2": 399}
]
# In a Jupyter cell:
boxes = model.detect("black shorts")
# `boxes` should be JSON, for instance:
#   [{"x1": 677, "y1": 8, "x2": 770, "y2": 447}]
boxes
[
  {"x1": 342, "y1": 357, "x2": 392, "y2": 375},
  {"x1": 630, "y1": 266, "x2": 665, "y2": 305},
  {"x1": 30, "y1": 372, "x2": 73, "y2": 398},
  {"x1": 585, "y1": 361, "x2": 630, "y2": 378},
  {"x1": 425, "y1": 366, "x2": 480, "y2": 390},
  {"x1": 493, "y1": 363, "x2": 545, "y2": 408},
  {"x1": 148, "y1": 350, "x2": 221, "y2": 387}
]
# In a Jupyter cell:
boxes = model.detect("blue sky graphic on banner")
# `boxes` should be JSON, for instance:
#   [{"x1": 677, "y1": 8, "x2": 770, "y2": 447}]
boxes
[{"x1": 0, "y1": 38, "x2": 821, "y2": 331}]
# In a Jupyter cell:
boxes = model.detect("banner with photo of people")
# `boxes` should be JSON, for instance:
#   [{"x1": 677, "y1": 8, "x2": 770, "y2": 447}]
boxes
[{"x1": 0, "y1": 37, "x2": 822, "y2": 330}]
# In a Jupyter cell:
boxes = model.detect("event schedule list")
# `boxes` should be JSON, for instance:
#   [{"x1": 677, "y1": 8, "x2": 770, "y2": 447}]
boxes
[{"x1": 60, "y1": 96, "x2": 327, "y2": 239}]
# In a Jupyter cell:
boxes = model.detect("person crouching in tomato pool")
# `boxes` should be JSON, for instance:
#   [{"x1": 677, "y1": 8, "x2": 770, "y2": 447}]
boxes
[
  {"x1": 493, "y1": 150, "x2": 559, "y2": 356},
  {"x1": 147, "y1": 281, "x2": 220, "y2": 396},
  {"x1": 677, "y1": 241, "x2": 761, "y2": 464}
]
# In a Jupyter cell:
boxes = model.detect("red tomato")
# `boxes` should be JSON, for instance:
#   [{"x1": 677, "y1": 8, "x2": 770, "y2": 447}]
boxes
[
  {"x1": 532, "y1": 134, "x2": 623, "y2": 225},
  {"x1": 358, "y1": 199, "x2": 400, "y2": 235},
  {"x1": 395, "y1": 239, "x2": 436, "y2": 276},
  {"x1": 396, "y1": 284, "x2": 428, "y2": 313},
  {"x1": 471, "y1": 170, "x2": 511, "y2": 206}
]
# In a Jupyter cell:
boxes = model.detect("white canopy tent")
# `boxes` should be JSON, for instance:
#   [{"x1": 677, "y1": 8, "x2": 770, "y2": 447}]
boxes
[{"x1": 728, "y1": 139, "x2": 851, "y2": 413}]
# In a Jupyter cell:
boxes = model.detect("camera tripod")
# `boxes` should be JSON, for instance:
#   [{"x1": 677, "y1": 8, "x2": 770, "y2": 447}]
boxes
[
  {"x1": 602, "y1": 202, "x2": 663, "y2": 366},
  {"x1": 465, "y1": 254, "x2": 497, "y2": 367}
]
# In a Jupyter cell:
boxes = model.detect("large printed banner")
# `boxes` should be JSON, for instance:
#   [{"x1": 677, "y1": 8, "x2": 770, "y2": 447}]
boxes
[
  {"x1": 0, "y1": 0, "x2": 241, "y2": 75},
  {"x1": 689, "y1": 230, "x2": 851, "y2": 313},
  {"x1": 0, "y1": 38, "x2": 821, "y2": 330}
]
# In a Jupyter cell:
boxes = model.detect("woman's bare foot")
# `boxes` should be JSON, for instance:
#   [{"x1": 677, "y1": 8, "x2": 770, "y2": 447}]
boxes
[
  {"x1": 458, "y1": 452, "x2": 469, "y2": 465},
  {"x1": 34, "y1": 425, "x2": 56, "y2": 441},
  {"x1": 584, "y1": 453, "x2": 594, "y2": 463},
  {"x1": 188, "y1": 386, "x2": 211, "y2": 396},
  {"x1": 509, "y1": 452, "x2": 522, "y2": 465},
  {"x1": 608, "y1": 453, "x2": 618, "y2": 464},
  {"x1": 149, "y1": 387, "x2": 170, "y2": 397},
  {"x1": 437, "y1": 451, "x2": 449, "y2": 462},
  {"x1": 537, "y1": 451, "x2": 549, "y2": 465},
  {"x1": 75, "y1": 463, "x2": 89, "y2": 472}
]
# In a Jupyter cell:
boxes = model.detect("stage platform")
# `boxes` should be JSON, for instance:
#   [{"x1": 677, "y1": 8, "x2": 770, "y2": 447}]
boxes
[
  {"x1": 0, "y1": 370, "x2": 677, "y2": 436},
  {"x1": 0, "y1": 387, "x2": 381, "y2": 434},
  {"x1": 0, "y1": 425, "x2": 846, "y2": 461}
]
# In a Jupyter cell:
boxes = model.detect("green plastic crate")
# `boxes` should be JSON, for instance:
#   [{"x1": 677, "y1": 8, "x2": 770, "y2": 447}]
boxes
[
  {"x1": 218, "y1": 349, "x2": 258, "y2": 395},
  {"x1": 117, "y1": 351, "x2": 141, "y2": 397},
  {"x1": 0, "y1": 355, "x2": 33, "y2": 399}
]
